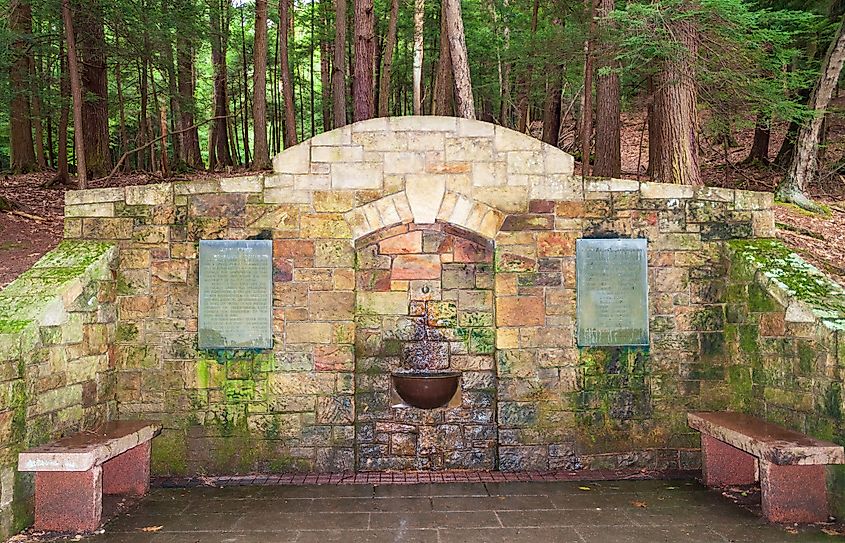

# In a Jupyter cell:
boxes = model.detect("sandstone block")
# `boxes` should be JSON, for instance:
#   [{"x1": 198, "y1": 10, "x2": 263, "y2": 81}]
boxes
[
  {"x1": 494, "y1": 125, "x2": 542, "y2": 151},
  {"x1": 300, "y1": 214, "x2": 352, "y2": 239},
  {"x1": 125, "y1": 183, "x2": 172, "y2": 206},
  {"x1": 390, "y1": 115, "x2": 457, "y2": 132},
  {"x1": 294, "y1": 175, "x2": 331, "y2": 190},
  {"x1": 312, "y1": 145, "x2": 364, "y2": 163},
  {"x1": 356, "y1": 291, "x2": 408, "y2": 315},
  {"x1": 310, "y1": 291, "x2": 355, "y2": 320},
  {"x1": 496, "y1": 296, "x2": 545, "y2": 327},
  {"x1": 220, "y1": 175, "x2": 263, "y2": 193},
  {"x1": 263, "y1": 188, "x2": 310, "y2": 204},
  {"x1": 311, "y1": 125, "x2": 352, "y2": 146},
  {"x1": 286, "y1": 322, "x2": 333, "y2": 344},
  {"x1": 151, "y1": 260, "x2": 188, "y2": 283},
  {"x1": 391, "y1": 254, "x2": 441, "y2": 280},
  {"x1": 530, "y1": 174, "x2": 583, "y2": 200},
  {"x1": 383, "y1": 151, "x2": 426, "y2": 174},
  {"x1": 405, "y1": 174, "x2": 446, "y2": 223},
  {"x1": 65, "y1": 203, "x2": 115, "y2": 218},
  {"x1": 380, "y1": 231, "x2": 422, "y2": 254},
  {"x1": 640, "y1": 182, "x2": 694, "y2": 199},
  {"x1": 507, "y1": 151, "x2": 544, "y2": 175},
  {"x1": 544, "y1": 148, "x2": 575, "y2": 174},
  {"x1": 66, "y1": 187, "x2": 125, "y2": 205},
  {"x1": 331, "y1": 163, "x2": 382, "y2": 189},
  {"x1": 264, "y1": 174, "x2": 294, "y2": 188},
  {"x1": 82, "y1": 218, "x2": 133, "y2": 239},
  {"x1": 273, "y1": 142, "x2": 311, "y2": 174}
]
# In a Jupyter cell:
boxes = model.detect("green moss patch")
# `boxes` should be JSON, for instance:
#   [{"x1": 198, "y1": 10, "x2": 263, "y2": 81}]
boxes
[{"x1": 728, "y1": 240, "x2": 845, "y2": 330}]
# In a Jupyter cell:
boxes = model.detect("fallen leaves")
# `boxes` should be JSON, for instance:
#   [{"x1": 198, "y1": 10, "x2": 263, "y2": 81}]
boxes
[
  {"x1": 140, "y1": 525, "x2": 163, "y2": 532},
  {"x1": 630, "y1": 500, "x2": 648, "y2": 508}
]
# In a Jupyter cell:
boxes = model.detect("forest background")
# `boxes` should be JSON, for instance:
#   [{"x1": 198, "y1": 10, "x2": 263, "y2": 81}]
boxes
[{"x1": 2, "y1": 0, "x2": 845, "y2": 283}]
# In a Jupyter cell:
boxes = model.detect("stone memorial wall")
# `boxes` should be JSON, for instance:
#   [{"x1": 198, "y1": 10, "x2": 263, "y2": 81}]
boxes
[{"x1": 61, "y1": 116, "x2": 776, "y2": 475}]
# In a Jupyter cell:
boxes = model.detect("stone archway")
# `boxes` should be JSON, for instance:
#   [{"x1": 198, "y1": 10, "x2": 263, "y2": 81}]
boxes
[{"x1": 353, "y1": 223, "x2": 497, "y2": 471}]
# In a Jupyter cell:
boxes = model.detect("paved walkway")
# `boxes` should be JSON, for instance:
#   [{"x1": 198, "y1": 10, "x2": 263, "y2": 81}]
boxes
[{"x1": 49, "y1": 480, "x2": 842, "y2": 542}]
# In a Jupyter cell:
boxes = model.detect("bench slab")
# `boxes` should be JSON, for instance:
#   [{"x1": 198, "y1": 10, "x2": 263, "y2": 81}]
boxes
[
  {"x1": 688, "y1": 412, "x2": 844, "y2": 465},
  {"x1": 18, "y1": 420, "x2": 161, "y2": 472}
]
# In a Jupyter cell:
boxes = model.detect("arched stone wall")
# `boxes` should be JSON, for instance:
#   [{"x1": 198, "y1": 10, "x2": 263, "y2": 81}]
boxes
[{"x1": 61, "y1": 116, "x2": 776, "y2": 474}]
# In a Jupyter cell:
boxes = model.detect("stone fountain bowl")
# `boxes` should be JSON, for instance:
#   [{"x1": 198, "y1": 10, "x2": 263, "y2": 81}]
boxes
[{"x1": 391, "y1": 371, "x2": 461, "y2": 409}]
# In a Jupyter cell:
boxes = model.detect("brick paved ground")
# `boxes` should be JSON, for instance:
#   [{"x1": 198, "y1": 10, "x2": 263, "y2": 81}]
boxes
[{"x1": 26, "y1": 479, "x2": 841, "y2": 543}]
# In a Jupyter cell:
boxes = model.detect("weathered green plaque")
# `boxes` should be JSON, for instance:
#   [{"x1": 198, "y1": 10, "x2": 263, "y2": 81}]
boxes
[
  {"x1": 198, "y1": 240, "x2": 273, "y2": 349},
  {"x1": 576, "y1": 238, "x2": 649, "y2": 346}
]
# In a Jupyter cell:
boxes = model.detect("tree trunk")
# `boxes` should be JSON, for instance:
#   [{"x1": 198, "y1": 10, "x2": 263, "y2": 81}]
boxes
[
  {"x1": 516, "y1": 0, "x2": 539, "y2": 132},
  {"x1": 353, "y1": 0, "x2": 376, "y2": 121},
  {"x1": 280, "y1": 0, "x2": 298, "y2": 147},
  {"x1": 159, "y1": 105, "x2": 170, "y2": 176},
  {"x1": 444, "y1": 0, "x2": 474, "y2": 118},
  {"x1": 253, "y1": 0, "x2": 270, "y2": 168},
  {"x1": 310, "y1": 3, "x2": 317, "y2": 136},
  {"x1": 499, "y1": 0, "x2": 511, "y2": 127},
  {"x1": 32, "y1": 46, "x2": 47, "y2": 170},
  {"x1": 412, "y1": 0, "x2": 425, "y2": 115},
  {"x1": 9, "y1": 0, "x2": 36, "y2": 173},
  {"x1": 177, "y1": 34, "x2": 204, "y2": 169},
  {"x1": 62, "y1": 0, "x2": 87, "y2": 187},
  {"x1": 378, "y1": 0, "x2": 400, "y2": 117},
  {"x1": 777, "y1": 15, "x2": 845, "y2": 210},
  {"x1": 239, "y1": 7, "x2": 252, "y2": 166},
  {"x1": 592, "y1": 0, "x2": 621, "y2": 177},
  {"x1": 744, "y1": 113, "x2": 771, "y2": 165},
  {"x1": 320, "y1": 0, "x2": 333, "y2": 131},
  {"x1": 649, "y1": 14, "x2": 701, "y2": 186},
  {"x1": 210, "y1": 0, "x2": 233, "y2": 169},
  {"x1": 580, "y1": 0, "x2": 596, "y2": 175},
  {"x1": 542, "y1": 69, "x2": 564, "y2": 147},
  {"x1": 75, "y1": 0, "x2": 111, "y2": 177},
  {"x1": 57, "y1": 43, "x2": 70, "y2": 183},
  {"x1": 332, "y1": 0, "x2": 348, "y2": 127},
  {"x1": 115, "y1": 58, "x2": 129, "y2": 172},
  {"x1": 433, "y1": 0, "x2": 454, "y2": 116}
]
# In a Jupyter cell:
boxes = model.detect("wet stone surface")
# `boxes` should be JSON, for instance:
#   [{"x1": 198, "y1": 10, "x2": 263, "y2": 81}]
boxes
[{"x1": 31, "y1": 480, "x2": 845, "y2": 543}]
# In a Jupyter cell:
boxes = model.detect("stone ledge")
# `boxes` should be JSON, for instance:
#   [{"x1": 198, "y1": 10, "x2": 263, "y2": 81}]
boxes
[{"x1": 727, "y1": 239, "x2": 845, "y2": 331}]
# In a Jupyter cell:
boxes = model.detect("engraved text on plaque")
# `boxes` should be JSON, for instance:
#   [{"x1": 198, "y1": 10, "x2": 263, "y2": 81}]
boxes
[
  {"x1": 199, "y1": 240, "x2": 273, "y2": 349},
  {"x1": 576, "y1": 238, "x2": 649, "y2": 346}
]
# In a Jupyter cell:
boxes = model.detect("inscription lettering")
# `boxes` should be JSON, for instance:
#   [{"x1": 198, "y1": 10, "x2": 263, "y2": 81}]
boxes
[
  {"x1": 199, "y1": 240, "x2": 273, "y2": 349},
  {"x1": 576, "y1": 238, "x2": 649, "y2": 346}
]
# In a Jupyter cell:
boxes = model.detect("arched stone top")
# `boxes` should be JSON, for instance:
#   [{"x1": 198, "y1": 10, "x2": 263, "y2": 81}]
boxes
[{"x1": 268, "y1": 116, "x2": 579, "y2": 239}]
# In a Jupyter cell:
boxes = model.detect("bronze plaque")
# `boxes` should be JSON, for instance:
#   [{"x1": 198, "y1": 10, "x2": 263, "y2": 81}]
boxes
[
  {"x1": 576, "y1": 238, "x2": 649, "y2": 346},
  {"x1": 198, "y1": 240, "x2": 273, "y2": 349}
]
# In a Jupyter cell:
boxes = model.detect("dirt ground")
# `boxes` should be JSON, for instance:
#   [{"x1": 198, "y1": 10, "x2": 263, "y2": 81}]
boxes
[{"x1": 2, "y1": 110, "x2": 845, "y2": 288}]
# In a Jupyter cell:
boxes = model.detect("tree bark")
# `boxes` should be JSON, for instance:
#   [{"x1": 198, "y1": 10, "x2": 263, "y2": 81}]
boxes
[
  {"x1": 280, "y1": 0, "x2": 298, "y2": 147},
  {"x1": 516, "y1": 0, "x2": 539, "y2": 132},
  {"x1": 444, "y1": 0, "x2": 474, "y2": 118},
  {"x1": 777, "y1": 15, "x2": 845, "y2": 210},
  {"x1": 649, "y1": 13, "x2": 701, "y2": 186},
  {"x1": 592, "y1": 0, "x2": 621, "y2": 177},
  {"x1": 433, "y1": 0, "x2": 454, "y2": 116},
  {"x1": 378, "y1": 0, "x2": 400, "y2": 117},
  {"x1": 332, "y1": 0, "x2": 348, "y2": 127},
  {"x1": 353, "y1": 0, "x2": 376, "y2": 121},
  {"x1": 542, "y1": 69, "x2": 564, "y2": 147},
  {"x1": 744, "y1": 113, "x2": 771, "y2": 165},
  {"x1": 239, "y1": 7, "x2": 251, "y2": 166},
  {"x1": 580, "y1": 0, "x2": 596, "y2": 175},
  {"x1": 62, "y1": 0, "x2": 87, "y2": 188},
  {"x1": 210, "y1": 0, "x2": 233, "y2": 168},
  {"x1": 320, "y1": 0, "x2": 333, "y2": 131},
  {"x1": 32, "y1": 48, "x2": 47, "y2": 170},
  {"x1": 177, "y1": 31, "x2": 204, "y2": 168},
  {"x1": 9, "y1": 0, "x2": 36, "y2": 173},
  {"x1": 253, "y1": 0, "x2": 271, "y2": 168},
  {"x1": 499, "y1": 0, "x2": 512, "y2": 127},
  {"x1": 57, "y1": 43, "x2": 70, "y2": 183},
  {"x1": 75, "y1": 0, "x2": 111, "y2": 177},
  {"x1": 115, "y1": 60, "x2": 129, "y2": 172},
  {"x1": 412, "y1": 0, "x2": 425, "y2": 115}
]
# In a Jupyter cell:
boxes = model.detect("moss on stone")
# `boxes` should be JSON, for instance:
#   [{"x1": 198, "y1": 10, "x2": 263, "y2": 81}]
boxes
[{"x1": 151, "y1": 431, "x2": 189, "y2": 476}]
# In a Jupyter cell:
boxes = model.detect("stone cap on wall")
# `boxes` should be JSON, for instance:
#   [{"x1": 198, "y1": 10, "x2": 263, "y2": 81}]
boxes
[
  {"x1": 0, "y1": 241, "x2": 116, "y2": 361},
  {"x1": 728, "y1": 239, "x2": 845, "y2": 331}
]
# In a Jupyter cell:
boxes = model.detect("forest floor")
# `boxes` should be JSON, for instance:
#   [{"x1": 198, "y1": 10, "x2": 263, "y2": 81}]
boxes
[{"x1": 2, "y1": 110, "x2": 845, "y2": 288}]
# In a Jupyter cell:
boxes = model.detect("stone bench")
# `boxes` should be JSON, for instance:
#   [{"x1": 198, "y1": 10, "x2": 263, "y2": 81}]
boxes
[
  {"x1": 18, "y1": 420, "x2": 161, "y2": 533},
  {"x1": 688, "y1": 411, "x2": 844, "y2": 523}
]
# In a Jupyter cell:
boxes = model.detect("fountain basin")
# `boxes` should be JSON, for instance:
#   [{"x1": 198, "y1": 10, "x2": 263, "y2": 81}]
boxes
[{"x1": 391, "y1": 371, "x2": 461, "y2": 409}]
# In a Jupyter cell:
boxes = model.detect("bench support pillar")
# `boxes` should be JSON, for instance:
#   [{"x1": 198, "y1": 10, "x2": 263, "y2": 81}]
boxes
[
  {"x1": 701, "y1": 434, "x2": 757, "y2": 486},
  {"x1": 34, "y1": 466, "x2": 102, "y2": 533},
  {"x1": 761, "y1": 460, "x2": 828, "y2": 523},
  {"x1": 103, "y1": 441, "x2": 151, "y2": 496}
]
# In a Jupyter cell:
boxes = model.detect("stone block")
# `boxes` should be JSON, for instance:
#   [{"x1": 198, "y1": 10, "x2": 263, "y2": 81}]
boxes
[
  {"x1": 379, "y1": 231, "x2": 422, "y2": 254},
  {"x1": 264, "y1": 173, "x2": 294, "y2": 188},
  {"x1": 300, "y1": 214, "x2": 352, "y2": 239},
  {"x1": 530, "y1": 174, "x2": 583, "y2": 200},
  {"x1": 405, "y1": 174, "x2": 446, "y2": 223},
  {"x1": 356, "y1": 291, "x2": 408, "y2": 315},
  {"x1": 314, "y1": 345, "x2": 354, "y2": 372},
  {"x1": 314, "y1": 191, "x2": 356, "y2": 212},
  {"x1": 701, "y1": 434, "x2": 757, "y2": 487},
  {"x1": 263, "y1": 188, "x2": 310, "y2": 204},
  {"x1": 220, "y1": 175, "x2": 263, "y2": 193},
  {"x1": 391, "y1": 254, "x2": 441, "y2": 280},
  {"x1": 391, "y1": 115, "x2": 457, "y2": 132},
  {"x1": 309, "y1": 291, "x2": 355, "y2": 320},
  {"x1": 312, "y1": 145, "x2": 364, "y2": 163},
  {"x1": 331, "y1": 163, "x2": 382, "y2": 189},
  {"x1": 273, "y1": 142, "x2": 311, "y2": 174},
  {"x1": 34, "y1": 467, "x2": 102, "y2": 532},
  {"x1": 544, "y1": 148, "x2": 575, "y2": 174},
  {"x1": 286, "y1": 322, "x2": 333, "y2": 344},
  {"x1": 82, "y1": 218, "x2": 133, "y2": 240},
  {"x1": 66, "y1": 187, "x2": 125, "y2": 205},
  {"x1": 294, "y1": 174, "x2": 331, "y2": 190},
  {"x1": 640, "y1": 182, "x2": 694, "y2": 199},
  {"x1": 507, "y1": 151, "x2": 544, "y2": 175},
  {"x1": 125, "y1": 183, "x2": 172, "y2": 206},
  {"x1": 65, "y1": 203, "x2": 115, "y2": 218},
  {"x1": 496, "y1": 296, "x2": 545, "y2": 327},
  {"x1": 494, "y1": 125, "x2": 542, "y2": 151},
  {"x1": 383, "y1": 151, "x2": 426, "y2": 174},
  {"x1": 760, "y1": 460, "x2": 828, "y2": 523},
  {"x1": 151, "y1": 260, "x2": 188, "y2": 283}
]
